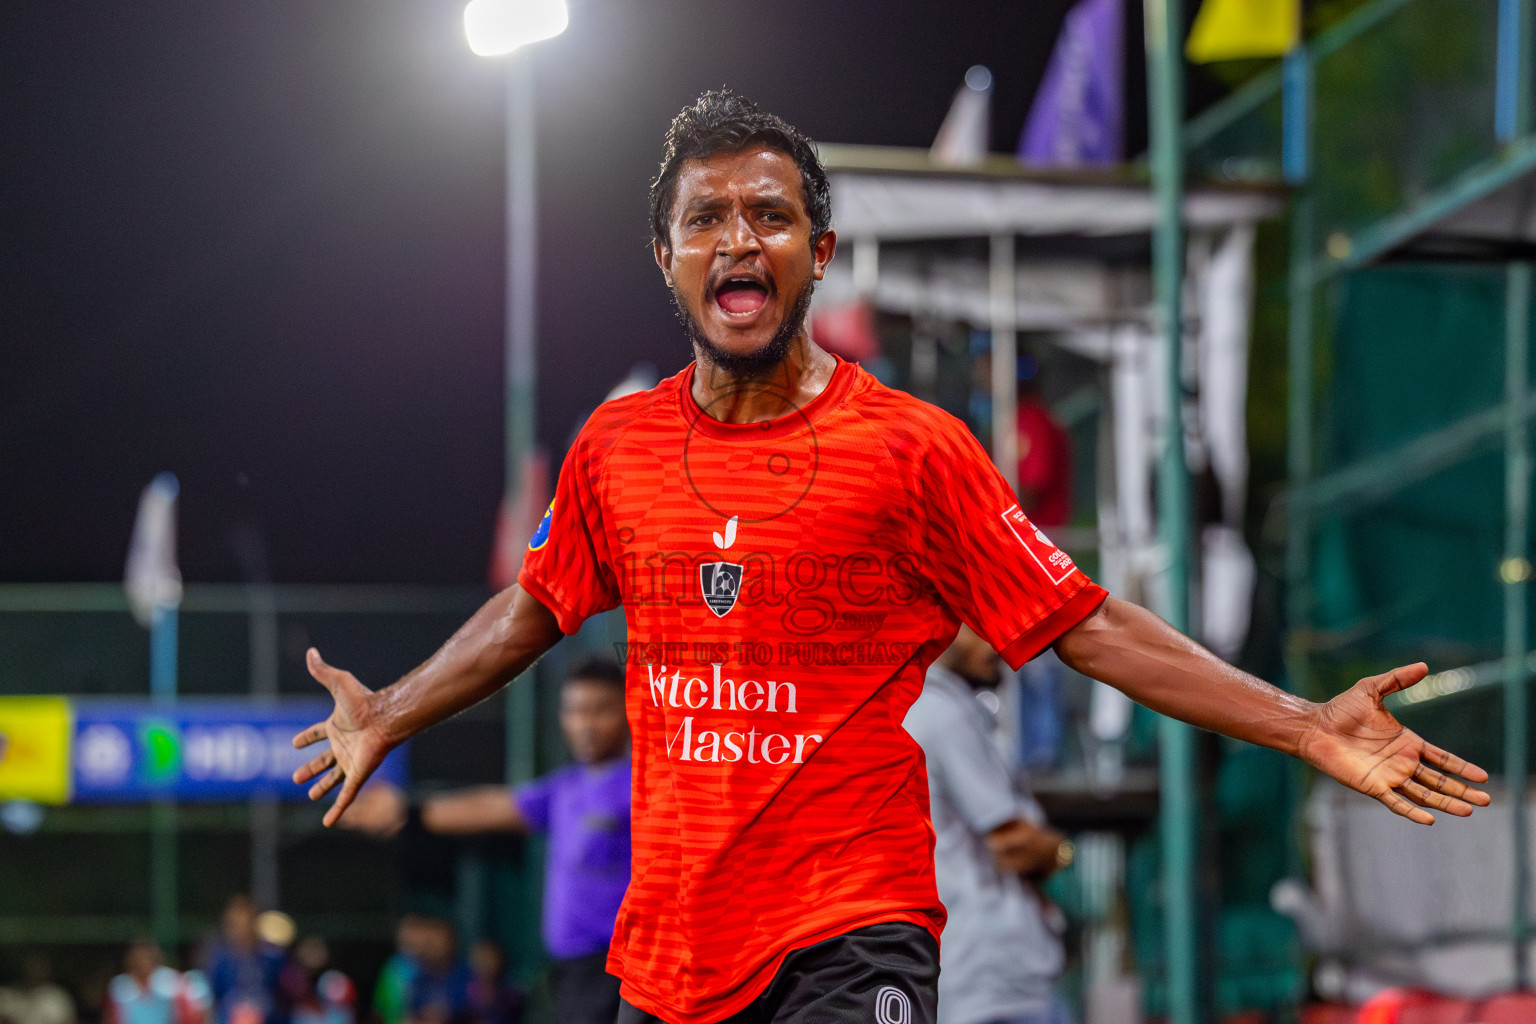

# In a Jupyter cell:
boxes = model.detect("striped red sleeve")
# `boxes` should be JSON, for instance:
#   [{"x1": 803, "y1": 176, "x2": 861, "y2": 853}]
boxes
[
  {"x1": 912, "y1": 411, "x2": 1105, "y2": 668},
  {"x1": 518, "y1": 431, "x2": 621, "y2": 633}
]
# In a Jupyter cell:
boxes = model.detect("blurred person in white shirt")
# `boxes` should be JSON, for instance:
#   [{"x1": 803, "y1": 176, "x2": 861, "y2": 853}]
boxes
[
  {"x1": 0, "y1": 957, "x2": 74, "y2": 1024},
  {"x1": 905, "y1": 626, "x2": 1074, "y2": 1024},
  {"x1": 103, "y1": 940, "x2": 204, "y2": 1024}
]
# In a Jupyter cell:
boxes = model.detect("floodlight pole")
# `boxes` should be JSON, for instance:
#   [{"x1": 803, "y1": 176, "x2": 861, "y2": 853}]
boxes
[
  {"x1": 465, "y1": 1, "x2": 561, "y2": 949},
  {"x1": 504, "y1": 53, "x2": 538, "y2": 790},
  {"x1": 1145, "y1": 0, "x2": 1201, "y2": 1021}
]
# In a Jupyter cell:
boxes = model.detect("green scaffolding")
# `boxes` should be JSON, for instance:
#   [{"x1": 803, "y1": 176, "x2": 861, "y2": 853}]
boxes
[{"x1": 1182, "y1": 0, "x2": 1536, "y2": 1010}]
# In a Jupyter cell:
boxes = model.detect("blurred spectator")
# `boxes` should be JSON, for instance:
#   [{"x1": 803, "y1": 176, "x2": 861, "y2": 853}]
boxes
[
  {"x1": 279, "y1": 938, "x2": 353, "y2": 1024},
  {"x1": 254, "y1": 915, "x2": 295, "y2": 956},
  {"x1": 178, "y1": 948, "x2": 212, "y2": 1024},
  {"x1": 73, "y1": 963, "x2": 113, "y2": 1024},
  {"x1": 905, "y1": 626, "x2": 1074, "y2": 1024},
  {"x1": 344, "y1": 657, "x2": 630, "y2": 1024},
  {"x1": 405, "y1": 920, "x2": 470, "y2": 1024},
  {"x1": 0, "y1": 957, "x2": 76, "y2": 1024},
  {"x1": 462, "y1": 942, "x2": 521, "y2": 1024},
  {"x1": 1014, "y1": 367, "x2": 1074, "y2": 771},
  {"x1": 372, "y1": 916, "x2": 428, "y2": 1024},
  {"x1": 809, "y1": 300, "x2": 881, "y2": 363},
  {"x1": 1015, "y1": 656, "x2": 1066, "y2": 774},
  {"x1": 203, "y1": 896, "x2": 286, "y2": 1024},
  {"x1": 1015, "y1": 370, "x2": 1072, "y2": 529},
  {"x1": 103, "y1": 940, "x2": 201, "y2": 1024}
]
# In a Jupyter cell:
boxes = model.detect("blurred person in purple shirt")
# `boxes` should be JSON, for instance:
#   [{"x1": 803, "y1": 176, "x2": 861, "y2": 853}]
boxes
[{"x1": 345, "y1": 657, "x2": 630, "y2": 1024}]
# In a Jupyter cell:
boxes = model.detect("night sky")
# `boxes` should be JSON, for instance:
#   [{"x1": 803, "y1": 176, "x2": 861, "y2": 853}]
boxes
[{"x1": 2, "y1": 0, "x2": 1170, "y2": 586}]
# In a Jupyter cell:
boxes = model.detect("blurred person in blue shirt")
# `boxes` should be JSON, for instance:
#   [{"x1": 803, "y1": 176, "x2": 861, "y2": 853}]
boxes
[
  {"x1": 462, "y1": 941, "x2": 521, "y2": 1024},
  {"x1": 203, "y1": 896, "x2": 286, "y2": 1024},
  {"x1": 405, "y1": 920, "x2": 470, "y2": 1024}
]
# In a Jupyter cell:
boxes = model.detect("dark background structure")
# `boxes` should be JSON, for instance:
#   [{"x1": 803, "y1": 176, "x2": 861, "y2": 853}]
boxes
[{"x1": 0, "y1": 0, "x2": 1174, "y2": 586}]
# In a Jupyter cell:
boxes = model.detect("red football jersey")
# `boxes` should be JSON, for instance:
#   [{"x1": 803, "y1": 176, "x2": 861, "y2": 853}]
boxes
[{"x1": 519, "y1": 357, "x2": 1105, "y2": 1024}]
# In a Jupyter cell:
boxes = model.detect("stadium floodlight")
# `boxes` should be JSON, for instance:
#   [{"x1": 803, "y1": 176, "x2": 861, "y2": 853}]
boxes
[
  {"x1": 461, "y1": 0, "x2": 563, "y2": 784},
  {"x1": 463, "y1": 0, "x2": 569, "y2": 57}
]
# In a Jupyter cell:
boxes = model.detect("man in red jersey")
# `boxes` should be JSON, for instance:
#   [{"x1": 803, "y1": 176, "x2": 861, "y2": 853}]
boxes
[{"x1": 293, "y1": 90, "x2": 1489, "y2": 1024}]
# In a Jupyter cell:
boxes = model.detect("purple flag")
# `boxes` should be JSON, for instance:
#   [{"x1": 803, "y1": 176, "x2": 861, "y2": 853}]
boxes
[{"x1": 1018, "y1": 0, "x2": 1123, "y2": 167}]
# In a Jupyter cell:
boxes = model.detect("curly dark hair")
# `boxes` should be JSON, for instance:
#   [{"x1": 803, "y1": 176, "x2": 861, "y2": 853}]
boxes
[
  {"x1": 649, "y1": 88, "x2": 831, "y2": 250},
  {"x1": 565, "y1": 655, "x2": 625, "y2": 690}
]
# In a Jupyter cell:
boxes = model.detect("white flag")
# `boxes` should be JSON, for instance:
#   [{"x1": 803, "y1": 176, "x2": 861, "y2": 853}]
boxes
[
  {"x1": 603, "y1": 361, "x2": 660, "y2": 404},
  {"x1": 124, "y1": 473, "x2": 183, "y2": 628},
  {"x1": 930, "y1": 65, "x2": 993, "y2": 167}
]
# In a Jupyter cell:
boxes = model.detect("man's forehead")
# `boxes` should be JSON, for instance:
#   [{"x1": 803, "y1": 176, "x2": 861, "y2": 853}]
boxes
[{"x1": 673, "y1": 146, "x2": 804, "y2": 202}]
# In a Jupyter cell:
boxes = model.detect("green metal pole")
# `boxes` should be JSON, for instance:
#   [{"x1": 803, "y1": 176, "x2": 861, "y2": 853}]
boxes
[
  {"x1": 1282, "y1": 45, "x2": 1315, "y2": 893},
  {"x1": 1502, "y1": 0, "x2": 1534, "y2": 989},
  {"x1": 1282, "y1": 49, "x2": 1313, "y2": 685},
  {"x1": 1145, "y1": 0, "x2": 1199, "y2": 1020},
  {"x1": 149, "y1": 603, "x2": 178, "y2": 951},
  {"x1": 1505, "y1": 261, "x2": 1531, "y2": 988}
]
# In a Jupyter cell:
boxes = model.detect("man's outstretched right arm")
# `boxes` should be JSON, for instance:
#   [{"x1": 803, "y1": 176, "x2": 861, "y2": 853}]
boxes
[{"x1": 291, "y1": 584, "x2": 564, "y2": 827}]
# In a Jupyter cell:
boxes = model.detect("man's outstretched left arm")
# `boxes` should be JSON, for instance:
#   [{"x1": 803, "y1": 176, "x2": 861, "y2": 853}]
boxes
[{"x1": 1053, "y1": 595, "x2": 1491, "y2": 825}]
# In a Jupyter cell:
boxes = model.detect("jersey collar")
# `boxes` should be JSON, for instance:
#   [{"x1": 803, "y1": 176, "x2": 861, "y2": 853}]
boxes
[{"x1": 679, "y1": 354, "x2": 856, "y2": 442}]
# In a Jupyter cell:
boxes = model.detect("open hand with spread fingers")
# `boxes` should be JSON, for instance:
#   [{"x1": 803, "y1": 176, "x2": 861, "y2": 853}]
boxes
[
  {"x1": 291, "y1": 648, "x2": 396, "y2": 827},
  {"x1": 1297, "y1": 662, "x2": 1491, "y2": 825}
]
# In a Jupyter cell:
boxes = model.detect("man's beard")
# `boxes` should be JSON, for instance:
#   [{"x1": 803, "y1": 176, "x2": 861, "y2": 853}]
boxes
[{"x1": 672, "y1": 279, "x2": 814, "y2": 378}]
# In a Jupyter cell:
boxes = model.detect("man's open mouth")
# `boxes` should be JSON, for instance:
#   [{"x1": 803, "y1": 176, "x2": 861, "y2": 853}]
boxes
[{"x1": 713, "y1": 276, "x2": 771, "y2": 316}]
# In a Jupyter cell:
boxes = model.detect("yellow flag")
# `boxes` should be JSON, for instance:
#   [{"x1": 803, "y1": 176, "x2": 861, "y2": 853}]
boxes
[
  {"x1": 0, "y1": 697, "x2": 73, "y2": 804},
  {"x1": 1186, "y1": 0, "x2": 1299, "y2": 62}
]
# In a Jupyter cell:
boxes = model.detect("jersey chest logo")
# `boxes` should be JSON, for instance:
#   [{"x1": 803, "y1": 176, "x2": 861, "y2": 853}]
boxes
[{"x1": 699, "y1": 561, "x2": 743, "y2": 617}]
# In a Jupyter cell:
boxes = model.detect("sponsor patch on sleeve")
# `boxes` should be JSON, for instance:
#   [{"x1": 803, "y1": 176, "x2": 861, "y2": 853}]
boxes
[{"x1": 1000, "y1": 504, "x2": 1076, "y2": 585}]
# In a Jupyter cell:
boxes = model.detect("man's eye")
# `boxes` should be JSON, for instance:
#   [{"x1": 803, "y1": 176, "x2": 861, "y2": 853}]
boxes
[{"x1": 690, "y1": 215, "x2": 717, "y2": 227}]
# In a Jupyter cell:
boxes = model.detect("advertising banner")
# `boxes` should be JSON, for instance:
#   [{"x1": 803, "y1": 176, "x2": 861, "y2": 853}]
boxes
[
  {"x1": 0, "y1": 697, "x2": 73, "y2": 804},
  {"x1": 0, "y1": 697, "x2": 407, "y2": 803}
]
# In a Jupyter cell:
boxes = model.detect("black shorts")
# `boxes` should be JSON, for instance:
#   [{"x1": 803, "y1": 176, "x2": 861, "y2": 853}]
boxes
[
  {"x1": 616, "y1": 922, "x2": 939, "y2": 1024},
  {"x1": 550, "y1": 950, "x2": 623, "y2": 1024}
]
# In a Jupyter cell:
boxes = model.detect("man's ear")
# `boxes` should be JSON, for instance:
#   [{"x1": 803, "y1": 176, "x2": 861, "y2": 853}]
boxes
[
  {"x1": 653, "y1": 239, "x2": 674, "y2": 288},
  {"x1": 812, "y1": 228, "x2": 837, "y2": 281}
]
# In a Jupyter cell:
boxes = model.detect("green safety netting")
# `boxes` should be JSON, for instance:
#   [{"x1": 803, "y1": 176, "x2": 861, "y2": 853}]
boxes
[{"x1": 1311, "y1": 266, "x2": 1525, "y2": 693}]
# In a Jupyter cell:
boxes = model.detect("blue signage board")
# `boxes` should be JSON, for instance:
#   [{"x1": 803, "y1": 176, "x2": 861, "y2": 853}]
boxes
[{"x1": 70, "y1": 699, "x2": 407, "y2": 803}]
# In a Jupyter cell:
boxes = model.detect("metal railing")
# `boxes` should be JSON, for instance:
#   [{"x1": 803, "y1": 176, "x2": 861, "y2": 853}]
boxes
[{"x1": 0, "y1": 583, "x2": 500, "y2": 951}]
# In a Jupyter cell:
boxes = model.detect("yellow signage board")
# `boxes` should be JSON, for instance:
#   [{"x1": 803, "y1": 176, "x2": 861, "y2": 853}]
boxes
[
  {"x1": 1186, "y1": 0, "x2": 1298, "y2": 63},
  {"x1": 0, "y1": 697, "x2": 73, "y2": 804}
]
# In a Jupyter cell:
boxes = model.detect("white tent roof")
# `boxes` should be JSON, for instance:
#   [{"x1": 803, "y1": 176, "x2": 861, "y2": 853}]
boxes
[{"x1": 820, "y1": 144, "x2": 1283, "y2": 242}]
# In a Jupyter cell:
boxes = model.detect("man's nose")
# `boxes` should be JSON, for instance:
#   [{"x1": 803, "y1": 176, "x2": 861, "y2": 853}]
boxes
[{"x1": 716, "y1": 209, "x2": 759, "y2": 259}]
